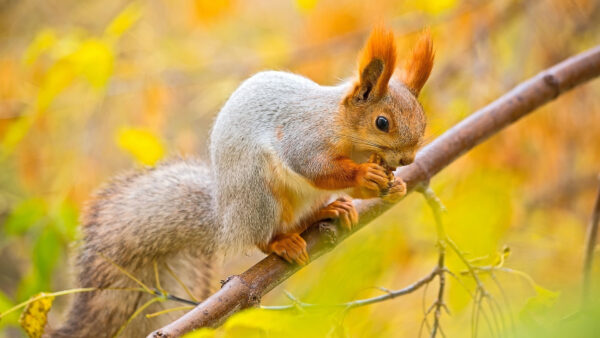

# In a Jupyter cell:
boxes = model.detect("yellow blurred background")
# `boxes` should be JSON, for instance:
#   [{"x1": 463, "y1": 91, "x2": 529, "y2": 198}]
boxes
[{"x1": 1, "y1": 0, "x2": 599, "y2": 337}]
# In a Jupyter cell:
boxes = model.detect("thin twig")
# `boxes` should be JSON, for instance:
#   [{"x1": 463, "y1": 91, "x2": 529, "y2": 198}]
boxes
[
  {"x1": 99, "y1": 253, "x2": 154, "y2": 295},
  {"x1": 419, "y1": 279, "x2": 433, "y2": 338},
  {"x1": 152, "y1": 290, "x2": 199, "y2": 306},
  {"x1": 164, "y1": 263, "x2": 200, "y2": 303},
  {"x1": 146, "y1": 306, "x2": 196, "y2": 319},
  {"x1": 154, "y1": 261, "x2": 165, "y2": 295},
  {"x1": 420, "y1": 185, "x2": 510, "y2": 338},
  {"x1": 582, "y1": 176, "x2": 600, "y2": 309},
  {"x1": 490, "y1": 272, "x2": 516, "y2": 337},
  {"x1": 261, "y1": 267, "x2": 441, "y2": 311},
  {"x1": 115, "y1": 298, "x2": 162, "y2": 337},
  {"x1": 418, "y1": 184, "x2": 449, "y2": 338}
]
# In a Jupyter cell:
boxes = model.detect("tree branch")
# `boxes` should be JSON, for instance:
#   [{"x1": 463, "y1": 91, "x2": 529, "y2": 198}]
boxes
[{"x1": 149, "y1": 45, "x2": 600, "y2": 338}]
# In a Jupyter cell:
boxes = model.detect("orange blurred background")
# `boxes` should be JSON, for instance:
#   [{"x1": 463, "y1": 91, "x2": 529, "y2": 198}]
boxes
[{"x1": 1, "y1": 0, "x2": 599, "y2": 337}]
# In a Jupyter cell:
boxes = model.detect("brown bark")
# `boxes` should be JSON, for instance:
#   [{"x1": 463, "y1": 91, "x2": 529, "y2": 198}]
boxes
[{"x1": 149, "y1": 45, "x2": 600, "y2": 338}]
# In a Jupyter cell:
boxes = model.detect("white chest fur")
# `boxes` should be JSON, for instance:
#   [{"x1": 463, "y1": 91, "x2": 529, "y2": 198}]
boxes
[{"x1": 266, "y1": 152, "x2": 343, "y2": 234}]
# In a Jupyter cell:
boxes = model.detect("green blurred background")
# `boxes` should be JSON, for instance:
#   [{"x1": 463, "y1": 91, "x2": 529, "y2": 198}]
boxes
[{"x1": 1, "y1": 0, "x2": 599, "y2": 337}]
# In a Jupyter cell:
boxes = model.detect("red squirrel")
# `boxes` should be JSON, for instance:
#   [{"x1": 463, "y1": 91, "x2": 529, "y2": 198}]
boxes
[
  {"x1": 52, "y1": 27, "x2": 434, "y2": 337},
  {"x1": 210, "y1": 26, "x2": 433, "y2": 264}
]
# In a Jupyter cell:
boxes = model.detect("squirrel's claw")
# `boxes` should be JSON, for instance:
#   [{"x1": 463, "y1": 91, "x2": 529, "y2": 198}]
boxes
[
  {"x1": 353, "y1": 154, "x2": 396, "y2": 199},
  {"x1": 356, "y1": 162, "x2": 389, "y2": 198},
  {"x1": 317, "y1": 197, "x2": 358, "y2": 230},
  {"x1": 270, "y1": 233, "x2": 309, "y2": 266},
  {"x1": 316, "y1": 197, "x2": 359, "y2": 231},
  {"x1": 381, "y1": 178, "x2": 407, "y2": 203}
]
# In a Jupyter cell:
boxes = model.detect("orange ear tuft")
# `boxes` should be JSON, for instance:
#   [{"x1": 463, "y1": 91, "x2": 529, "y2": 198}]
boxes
[
  {"x1": 398, "y1": 29, "x2": 434, "y2": 97},
  {"x1": 356, "y1": 26, "x2": 397, "y2": 98}
]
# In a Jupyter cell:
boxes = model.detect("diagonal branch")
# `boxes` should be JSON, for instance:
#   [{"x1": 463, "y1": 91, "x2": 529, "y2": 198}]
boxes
[{"x1": 149, "y1": 45, "x2": 600, "y2": 338}]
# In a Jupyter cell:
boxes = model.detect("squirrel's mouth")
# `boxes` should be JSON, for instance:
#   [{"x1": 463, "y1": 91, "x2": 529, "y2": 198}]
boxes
[
  {"x1": 375, "y1": 155, "x2": 397, "y2": 172},
  {"x1": 383, "y1": 162, "x2": 397, "y2": 172}
]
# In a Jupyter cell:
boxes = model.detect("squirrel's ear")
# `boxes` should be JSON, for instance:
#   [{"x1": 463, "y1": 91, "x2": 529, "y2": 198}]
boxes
[
  {"x1": 348, "y1": 26, "x2": 397, "y2": 104},
  {"x1": 398, "y1": 29, "x2": 434, "y2": 97}
]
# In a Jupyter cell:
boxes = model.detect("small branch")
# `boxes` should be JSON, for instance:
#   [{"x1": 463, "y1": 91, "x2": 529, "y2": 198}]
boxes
[
  {"x1": 150, "y1": 46, "x2": 600, "y2": 338},
  {"x1": 431, "y1": 249, "x2": 447, "y2": 338},
  {"x1": 418, "y1": 184, "x2": 448, "y2": 338},
  {"x1": 420, "y1": 186, "x2": 511, "y2": 338},
  {"x1": 261, "y1": 267, "x2": 442, "y2": 311},
  {"x1": 152, "y1": 290, "x2": 199, "y2": 307},
  {"x1": 582, "y1": 176, "x2": 600, "y2": 309}
]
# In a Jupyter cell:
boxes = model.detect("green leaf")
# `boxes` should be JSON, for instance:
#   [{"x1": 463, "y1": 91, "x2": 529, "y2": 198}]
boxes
[
  {"x1": 520, "y1": 283, "x2": 560, "y2": 322},
  {"x1": 531, "y1": 284, "x2": 559, "y2": 308},
  {"x1": 0, "y1": 290, "x2": 18, "y2": 329},
  {"x1": 53, "y1": 201, "x2": 79, "y2": 242},
  {"x1": 32, "y1": 227, "x2": 61, "y2": 291},
  {"x1": 3, "y1": 198, "x2": 47, "y2": 236}
]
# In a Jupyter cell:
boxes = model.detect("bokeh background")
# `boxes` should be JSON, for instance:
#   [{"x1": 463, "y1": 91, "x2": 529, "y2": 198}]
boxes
[{"x1": 1, "y1": 0, "x2": 600, "y2": 337}]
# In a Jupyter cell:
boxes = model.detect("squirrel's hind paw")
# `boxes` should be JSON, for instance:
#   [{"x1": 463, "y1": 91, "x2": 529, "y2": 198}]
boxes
[
  {"x1": 316, "y1": 197, "x2": 359, "y2": 231},
  {"x1": 269, "y1": 233, "x2": 309, "y2": 266}
]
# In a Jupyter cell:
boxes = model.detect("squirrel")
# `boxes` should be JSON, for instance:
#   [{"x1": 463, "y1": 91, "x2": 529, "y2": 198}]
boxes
[{"x1": 51, "y1": 26, "x2": 434, "y2": 337}]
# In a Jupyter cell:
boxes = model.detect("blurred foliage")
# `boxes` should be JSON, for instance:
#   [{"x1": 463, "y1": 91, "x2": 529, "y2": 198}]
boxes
[{"x1": 1, "y1": 0, "x2": 600, "y2": 337}]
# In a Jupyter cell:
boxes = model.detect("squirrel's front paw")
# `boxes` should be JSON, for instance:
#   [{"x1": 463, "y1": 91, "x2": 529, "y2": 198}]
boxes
[
  {"x1": 355, "y1": 162, "x2": 390, "y2": 198},
  {"x1": 381, "y1": 178, "x2": 407, "y2": 203},
  {"x1": 269, "y1": 233, "x2": 309, "y2": 266},
  {"x1": 316, "y1": 196, "x2": 358, "y2": 231}
]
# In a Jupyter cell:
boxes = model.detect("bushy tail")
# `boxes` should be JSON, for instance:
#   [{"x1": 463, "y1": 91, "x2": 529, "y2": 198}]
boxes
[{"x1": 50, "y1": 159, "x2": 218, "y2": 337}]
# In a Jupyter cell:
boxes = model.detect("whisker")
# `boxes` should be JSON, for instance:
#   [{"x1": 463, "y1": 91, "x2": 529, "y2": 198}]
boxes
[{"x1": 334, "y1": 133, "x2": 389, "y2": 150}]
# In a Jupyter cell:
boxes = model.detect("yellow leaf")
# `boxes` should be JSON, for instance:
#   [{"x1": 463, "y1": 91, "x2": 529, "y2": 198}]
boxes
[
  {"x1": 532, "y1": 284, "x2": 559, "y2": 307},
  {"x1": 37, "y1": 61, "x2": 75, "y2": 111},
  {"x1": 256, "y1": 34, "x2": 290, "y2": 68},
  {"x1": 23, "y1": 29, "x2": 56, "y2": 65},
  {"x1": 194, "y1": 0, "x2": 232, "y2": 23},
  {"x1": 520, "y1": 283, "x2": 560, "y2": 322},
  {"x1": 183, "y1": 327, "x2": 217, "y2": 338},
  {"x1": 223, "y1": 308, "x2": 294, "y2": 333},
  {"x1": 295, "y1": 0, "x2": 319, "y2": 13},
  {"x1": 19, "y1": 293, "x2": 54, "y2": 338},
  {"x1": 116, "y1": 127, "x2": 166, "y2": 166},
  {"x1": 105, "y1": 2, "x2": 143, "y2": 39},
  {"x1": 1, "y1": 113, "x2": 36, "y2": 155},
  {"x1": 414, "y1": 0, "x2": 457, "y2": 14},
  {"x1": 69, "y1": 39, "x2": 114, "y2": 89}
]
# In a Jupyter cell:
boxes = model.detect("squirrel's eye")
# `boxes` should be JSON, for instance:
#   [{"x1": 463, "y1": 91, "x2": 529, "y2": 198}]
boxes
[{"x1": 375, "y1": 116, "x2": 389, "y2": 132}]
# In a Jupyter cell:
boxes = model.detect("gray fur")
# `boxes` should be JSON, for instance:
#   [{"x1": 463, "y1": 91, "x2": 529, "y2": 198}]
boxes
[
  {"x1": 210, "y1": 71, "x2": 351, "y2": 249},
  {"x1": 51, "y1": 159, "x2": 218, "y2": 337}
]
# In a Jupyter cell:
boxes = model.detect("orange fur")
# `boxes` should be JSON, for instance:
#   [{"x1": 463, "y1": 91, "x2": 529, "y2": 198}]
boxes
[
  {"x1": 358, "y1": 26, "x2": 397, "y2": 96},
  {"x1": 398, "y1": 29, "x2": 435, "y2": 96},
  {"x1": 267, "y1": 160, "x2": 296, "y2": 226},
  {"x1": 310, "y1": 156, "x2": 360, "y2": 190}
]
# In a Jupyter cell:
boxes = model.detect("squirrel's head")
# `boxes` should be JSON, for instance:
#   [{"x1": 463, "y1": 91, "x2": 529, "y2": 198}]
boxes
[{"x1": 339, "y1": 26, "x2": 434, "y2": 169}]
